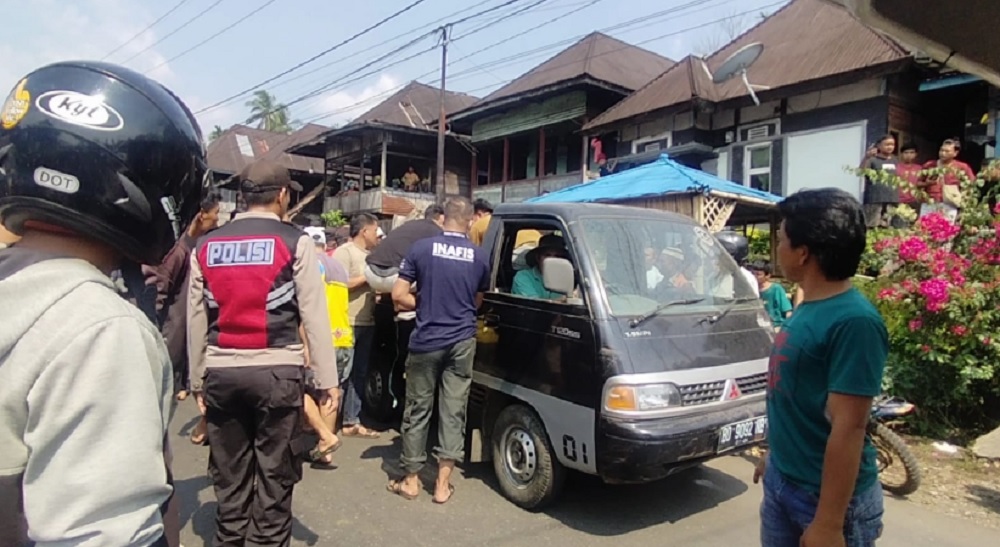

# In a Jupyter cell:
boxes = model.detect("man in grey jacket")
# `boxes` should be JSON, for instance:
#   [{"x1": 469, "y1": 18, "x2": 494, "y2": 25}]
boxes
[{"x1": 0, "y1": 62, "x2": 207, "y2": 546}]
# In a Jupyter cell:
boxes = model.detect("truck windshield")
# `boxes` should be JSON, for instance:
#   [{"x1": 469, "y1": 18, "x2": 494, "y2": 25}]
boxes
[{"x1": 579, "y1": 217, "x2": 758, "y2": 317}]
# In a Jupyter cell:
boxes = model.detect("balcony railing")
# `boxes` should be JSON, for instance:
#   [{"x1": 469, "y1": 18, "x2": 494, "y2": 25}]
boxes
[
  {"x1": 324, "y1": 188, "x2": 437, "y2": 215},
  {"x1": 472, "y1": 172, "x2": 583, "y2": 203}
]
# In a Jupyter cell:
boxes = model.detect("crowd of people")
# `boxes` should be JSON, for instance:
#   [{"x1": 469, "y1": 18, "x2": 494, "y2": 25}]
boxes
[
  {"x1": 860, "y1": 135, "x2": 978, "y2": 226},
  {"x1": 1, "y1": 61, "x2": 890, "y2": 547}
]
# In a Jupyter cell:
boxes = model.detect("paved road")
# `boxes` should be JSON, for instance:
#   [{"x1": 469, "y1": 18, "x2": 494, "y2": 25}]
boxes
[{"x1": 170, "y1": 402, "x2": 995, "y2": 546}]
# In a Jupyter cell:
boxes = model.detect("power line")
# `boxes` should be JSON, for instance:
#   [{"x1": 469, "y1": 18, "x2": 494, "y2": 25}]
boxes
[
  {"x1": 273, "y1": 0, "x2": 556, "y2": 114},
  {"x1": 204, "y1": 0, "x2": 548, "y2": 159},
  {"x1": 207, "y1": 0, "x2": 762, "y2": 140},
  {"x1": 454, "y1": 1, "x2": 785, "y2": 99},
  {"x1": 222, "y1": 0, "x2": 537, "y2": 124},
  {"x1": 287, "y1": 0, "x2": 564, "y2": 119},
  {"x1": 119, "y1": 0, "x2": 227, "y2": 65},
  {"x1": 453, "y1": 0, "x2": 552, "y2": 40},
  {"x1": 440, "y1": 0, "x2": 740, "y2": 83},
  {"x1": 101, "y1": 0, "x2": 192, "y2": 61},
  {"x1": 144, "y1": 0, "x2": 279, "y2": 74},
  {"x1": 246, "y1": 2, "x2": 487, "y2": 100},
  {"x1": 298, "y1": 0, "x2": 777, "y2": 128},
  {"x1": 195, "y1": 0, "x2": 431, "y2": 115},
  {"x1": 210, "y1": 0, "x2": 761, "y2": 173}
]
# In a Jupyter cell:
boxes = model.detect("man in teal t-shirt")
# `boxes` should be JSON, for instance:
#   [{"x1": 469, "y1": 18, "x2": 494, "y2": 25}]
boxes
[
  {"x1": 750, "y1": 260, "x2": 793, "y2": 327},
  {"x1": 757, "y1": 188, "x2": 888, "y2": 547}
]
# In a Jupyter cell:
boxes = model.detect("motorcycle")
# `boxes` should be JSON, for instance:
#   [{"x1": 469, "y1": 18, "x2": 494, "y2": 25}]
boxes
[{"x1": 869, "y1": 395, "x2": 921, "y2": 496}]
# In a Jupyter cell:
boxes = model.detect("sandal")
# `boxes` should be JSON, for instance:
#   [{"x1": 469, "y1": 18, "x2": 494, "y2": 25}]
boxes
[
  {"x1": 386, "y1": 480, "x2": 418, "y2": 501},
  {"x1": 342, "y1": 426, "x2": 380, "y2": 439},
  {"x1": 432, "y1": 484, "x2": 455, "y2": 505},
  {"x1": 308, "y1": 440, "x2": 342, "y2": 463}
]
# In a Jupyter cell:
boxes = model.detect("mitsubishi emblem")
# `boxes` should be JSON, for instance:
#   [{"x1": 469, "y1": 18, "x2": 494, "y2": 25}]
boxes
[{"x1": 722, "y1": 379, "x2": 742, "y2": 401}]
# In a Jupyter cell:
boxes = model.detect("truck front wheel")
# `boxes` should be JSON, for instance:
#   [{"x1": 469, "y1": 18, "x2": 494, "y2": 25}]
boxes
[
  {"x1": 364, "y1": 357, "x2": 398, "y2": 422},
  {"x1": 491, "y1": 404, "x2": 566, "y2": 510}
]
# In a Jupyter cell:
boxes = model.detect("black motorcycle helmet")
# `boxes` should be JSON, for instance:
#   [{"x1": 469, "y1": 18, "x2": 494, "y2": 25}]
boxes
[
  {"x1": 0, "y1": 61, "x2": 207, "y2": 265},
  {"x1": 715, "y1": 230, "x2": 749, "y2": 265}
]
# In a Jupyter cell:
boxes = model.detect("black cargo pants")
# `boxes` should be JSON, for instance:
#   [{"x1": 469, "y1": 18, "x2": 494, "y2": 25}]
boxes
[{"x1": 204, "y1": 365, "x2": 307, "y2": 547}]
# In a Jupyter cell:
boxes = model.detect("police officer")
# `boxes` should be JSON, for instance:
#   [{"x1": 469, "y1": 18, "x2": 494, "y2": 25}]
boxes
[
  {"x1": 187, "y1": 159, "x2": 338, "y2": 546},
  {"x1": 0, "y1": 61, "x2": 205, "y2": 546}
]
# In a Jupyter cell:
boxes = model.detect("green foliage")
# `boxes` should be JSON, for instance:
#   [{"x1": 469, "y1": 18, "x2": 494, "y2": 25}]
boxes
[
  {"x1": 208, "y1": 125, "x2": 225, "y2": 143},
  {"x1": 746, "y1": 228, "x2": 771, "y2": 261},
  {"x1": 858, "y1": 163, "x2": 1000, "y2": 438},
  {"x1": 320, "y1": 210, "x2": 347, "y2": 228},
  {"x1": 245, "y1": 90, "x2": 294, "y2": 133}
]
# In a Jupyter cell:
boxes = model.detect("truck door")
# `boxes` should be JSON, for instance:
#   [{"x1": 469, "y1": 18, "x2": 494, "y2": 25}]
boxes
[{"x1": 476, "y1": 217, "x2": 601, "y2": 474}]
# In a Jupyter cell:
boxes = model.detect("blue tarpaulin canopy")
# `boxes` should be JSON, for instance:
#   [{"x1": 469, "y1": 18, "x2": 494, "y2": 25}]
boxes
[{"x1": 526, "y1": 154, "x2": 782, "y2": 206}]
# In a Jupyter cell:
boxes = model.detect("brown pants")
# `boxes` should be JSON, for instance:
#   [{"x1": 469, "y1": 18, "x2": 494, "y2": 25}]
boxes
[{"x1": 204, "y1": 365, "x2": 306, "y2": 547}]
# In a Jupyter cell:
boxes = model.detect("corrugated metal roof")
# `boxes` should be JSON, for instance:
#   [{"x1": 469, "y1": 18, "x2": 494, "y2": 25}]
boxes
[
  {"x1": 352, "y1": 81, "x2": 478, "y2": 128},
  {"x1": 207, "y1": 123, "x2": 327, "y2": 176},
  {"x1": 462, "y1": 32, "x2": 674, "y2": 110},
  {"x1": 585, "y1": 0, "x2": 909, "y2": 130}
]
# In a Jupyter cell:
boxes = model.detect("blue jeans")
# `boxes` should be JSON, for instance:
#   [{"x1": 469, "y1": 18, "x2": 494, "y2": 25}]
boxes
[
  {"x1": 760, "y1": 461, "x2": 884, "y2": 547},
  {"x1": 343, "y1": 326, "x2": 374, "y2": 426}
]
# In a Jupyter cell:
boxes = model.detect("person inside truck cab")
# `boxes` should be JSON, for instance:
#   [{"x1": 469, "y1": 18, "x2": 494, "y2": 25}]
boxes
[
  {"x1": 654, "y1": 247, "x2": 695, "y2": 292},
  {"x1": 644, "y1": 246, "x2": 665, "y2": 289},
  {"x1": 512, "y1": 235, "x2": 571, "y2": 301}
]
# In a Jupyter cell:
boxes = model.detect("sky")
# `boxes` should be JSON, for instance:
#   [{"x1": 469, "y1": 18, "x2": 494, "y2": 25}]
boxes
[{"x1": 0, "y1": 0, "x2": 786, "y2": 135}]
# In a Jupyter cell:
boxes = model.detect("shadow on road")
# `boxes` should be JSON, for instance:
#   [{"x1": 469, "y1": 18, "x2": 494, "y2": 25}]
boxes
[
  {"x1": 461, "y1": 460, "x2": 749, "y2": 536},
  {"x1": 175, "y1": 472, "x2": 322, "y2": 546},
  {"x1": 360, "y1": 436, "x2": 455, "y2": 495},
  {"x1": 176, "y1": 414, "x2": 201, "y2": 438},
  {"x1": 967, "y1": 484, "x2": 1000, "y2": 514},
  {"x1": 552, "y1": 466, "x2": 749, "y2": 536}
]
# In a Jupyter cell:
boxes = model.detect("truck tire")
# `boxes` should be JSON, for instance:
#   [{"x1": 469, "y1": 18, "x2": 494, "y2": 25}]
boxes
[
  {"x1": 491, "y1": 404, "x2": 566, "y2": 510},
  {"x1": 364, "y1": 357, "x2": 398, "y2": 423}
]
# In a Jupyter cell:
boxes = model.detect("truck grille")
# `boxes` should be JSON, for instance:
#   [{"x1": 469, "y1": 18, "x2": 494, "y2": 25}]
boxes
[
  {"x1": 679, "y1": 381, "x2": 725, "y2": 406},
  {"x1": 737, "y1": 372, "x2": 768, "y2": 394},
  {"x1": 679, "y1": 372, "x2": 768, "y2": 407}
]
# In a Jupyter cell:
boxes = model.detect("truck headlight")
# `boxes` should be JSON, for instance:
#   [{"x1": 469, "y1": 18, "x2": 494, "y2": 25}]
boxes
[{"x1": 606, "y1": 383, "x2": 682, "y2": 411}]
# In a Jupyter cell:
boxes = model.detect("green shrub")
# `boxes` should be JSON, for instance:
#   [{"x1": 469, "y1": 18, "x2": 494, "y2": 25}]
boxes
[
  {"x1": 858, "y1": 164, "x2": 1000, "y2": 439},
  {"x1": 320, "y1": 210, "x2": 347, "y2": 227}
]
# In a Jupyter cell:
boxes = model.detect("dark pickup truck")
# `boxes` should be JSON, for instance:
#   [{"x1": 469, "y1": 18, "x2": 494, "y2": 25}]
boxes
[{"x1": 364, "y1": 202, "x2": 774, "y2": 509}]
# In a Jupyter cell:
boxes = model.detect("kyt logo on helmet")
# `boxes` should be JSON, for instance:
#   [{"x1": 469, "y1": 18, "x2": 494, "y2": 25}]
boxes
[{"x1": 35, "y1": 90, "x2": 124, "y2": 131}]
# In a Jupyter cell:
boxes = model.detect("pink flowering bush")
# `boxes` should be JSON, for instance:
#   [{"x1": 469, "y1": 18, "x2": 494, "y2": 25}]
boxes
[{"x1": 858, "y1": 169, "x2": 1000, "y2": 435}]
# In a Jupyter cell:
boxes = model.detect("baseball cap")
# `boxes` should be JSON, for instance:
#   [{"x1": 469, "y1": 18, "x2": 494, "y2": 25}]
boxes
[
  {"x1": 238, "y1": 160, "x2": 303, "y2": 193},
  {"x1": 304, "y1": 226, "x2": 326, "y2": 245}
]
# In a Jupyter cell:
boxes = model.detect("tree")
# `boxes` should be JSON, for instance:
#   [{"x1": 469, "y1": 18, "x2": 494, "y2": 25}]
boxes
[
  {"x1": 245, "y1": 90, "x2": 294, "y2": 133},
  {"x1": 693, "y1": 12, "x2": 758, "y2": 57},
  {"x1": 208, "y1": 125, "x2": 225, "y2": 142}
]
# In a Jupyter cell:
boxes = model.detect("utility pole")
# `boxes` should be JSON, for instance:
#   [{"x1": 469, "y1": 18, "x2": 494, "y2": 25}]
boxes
[{"x1": 435, "y1": 25, "x2": 451, "y2": 203}]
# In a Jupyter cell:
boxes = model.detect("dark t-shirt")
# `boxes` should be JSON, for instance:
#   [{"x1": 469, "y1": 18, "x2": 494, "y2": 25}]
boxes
[
  {"x1": 366, "y1": 219, "x2": 442, "y2": 269},
  {"x1": 399, "y1": 232, "x2": 490, "y2": 353},
  {"x1": 864, "y1": 155, "x2": 900, "y2": 204}
]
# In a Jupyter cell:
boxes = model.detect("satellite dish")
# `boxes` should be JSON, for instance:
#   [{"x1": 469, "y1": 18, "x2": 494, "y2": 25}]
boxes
[{"x1": 710, "y1": 42, "x2": 770, "y2": 106}]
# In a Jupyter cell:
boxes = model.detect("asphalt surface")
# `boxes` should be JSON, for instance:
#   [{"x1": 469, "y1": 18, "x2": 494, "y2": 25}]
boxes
[{"x1": 170, "y1": 401, "x2": 996, "y2": 547}]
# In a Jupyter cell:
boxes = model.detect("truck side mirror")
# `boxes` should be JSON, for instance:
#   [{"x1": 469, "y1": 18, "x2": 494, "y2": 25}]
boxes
[{"x1": 542, "y1": 257, "x2": 575, "y2": 295}]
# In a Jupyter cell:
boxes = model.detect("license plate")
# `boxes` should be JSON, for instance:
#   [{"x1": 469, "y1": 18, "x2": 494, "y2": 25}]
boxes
[{"x1": 717, "y1": 416, "x2": 768, "y2": 453}]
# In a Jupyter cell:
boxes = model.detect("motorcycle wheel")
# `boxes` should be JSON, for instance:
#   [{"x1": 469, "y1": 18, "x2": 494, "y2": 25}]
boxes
[{"x1": 871, "y1": 422, "x2": 921, "y2": 496}]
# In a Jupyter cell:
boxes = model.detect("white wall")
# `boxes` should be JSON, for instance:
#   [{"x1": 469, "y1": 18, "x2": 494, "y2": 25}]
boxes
[{"x1": 785, "y1": 123, "x2": 866, "y2": 199}]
